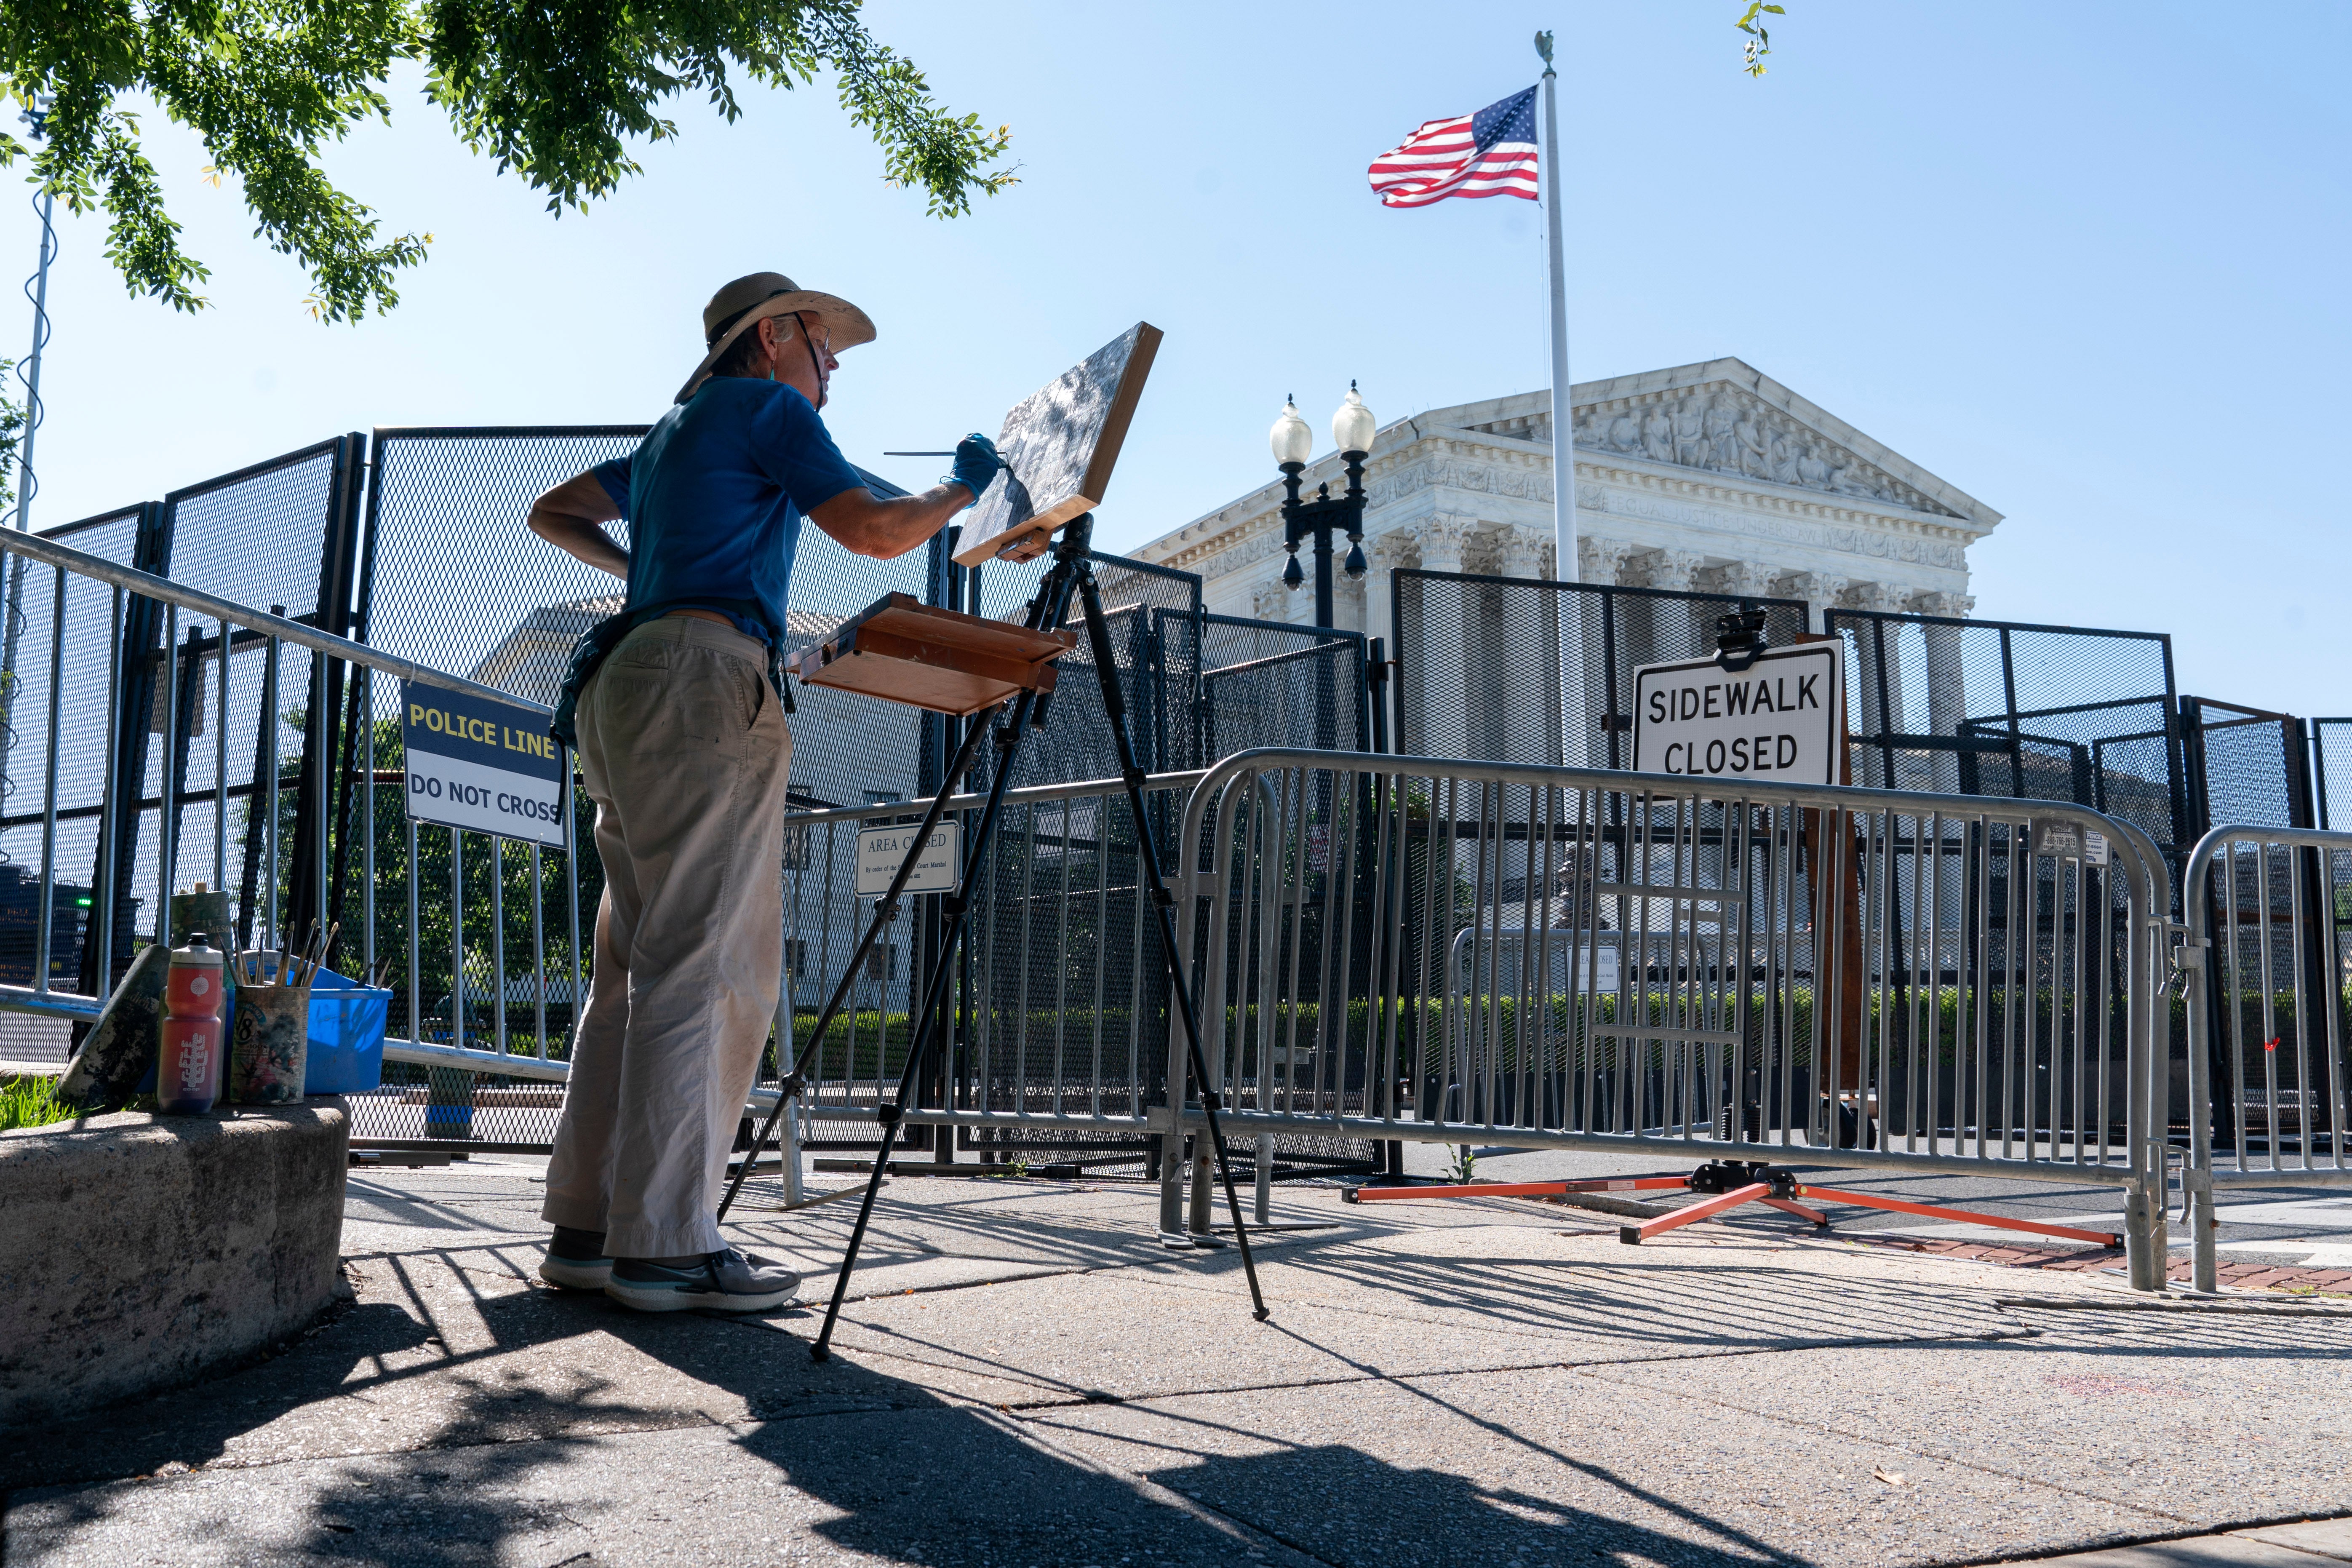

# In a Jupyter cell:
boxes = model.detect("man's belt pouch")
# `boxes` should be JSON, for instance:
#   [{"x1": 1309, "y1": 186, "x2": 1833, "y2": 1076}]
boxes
[
  {"x1": 548, "y1": 603, "x2": 794, "y2": 748},
  {"x1": 549, "y1": 612, "x2": 634, "y2": 749}
]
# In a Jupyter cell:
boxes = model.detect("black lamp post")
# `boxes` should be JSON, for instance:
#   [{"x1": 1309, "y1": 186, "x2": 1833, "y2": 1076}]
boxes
[{"x1": 1270, "y1": 384, "x2": 1378, "y2": 630}]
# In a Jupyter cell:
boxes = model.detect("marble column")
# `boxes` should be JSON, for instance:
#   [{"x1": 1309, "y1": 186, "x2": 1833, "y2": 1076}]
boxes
[
  {"x1": 1338, "y1": 569, "x2": 1367, "y2": 637},
  {"x1": 1629, "y1": 548, "x2": 1706, "y2": 666},
  {"x1": 1495, "y1": 525, "x2": 1563, "y2": 764},
  {"x1": 1410, "y1": 515, "x2": 1477, "y2": 757},
  {"x1": 1364, "y1": 529, "x2": 1415, "y2": 664},
  {"x1": 1774, "y1": 570, "x2": 1850, "y2": 636},
  {"x1": 1567, "y1": 537, "x2": 1631, "y2": 765},
  {"x1": 1496, "y1": 525, "x2": 1549, "y2": 582},
  {"x1": 1844, "y1": 582, "x2": 1912, "y2": 783},
  {"x1": 1912, "y1": 590, "x2": 1975, "y2": 794},
  {"x1": 1575, "y1": 535, "x2": 1634, "y2": 585}
]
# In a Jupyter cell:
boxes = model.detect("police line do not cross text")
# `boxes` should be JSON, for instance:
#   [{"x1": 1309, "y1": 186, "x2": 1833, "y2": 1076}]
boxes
[{"x1": 400, "y1": 681, "x2": 570, "y2": 850}]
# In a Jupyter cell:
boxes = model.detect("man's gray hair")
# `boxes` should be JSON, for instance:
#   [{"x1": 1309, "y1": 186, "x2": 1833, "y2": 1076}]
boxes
[{"x1": 709, "y1": 310, "x2": 799, "y2": 379}]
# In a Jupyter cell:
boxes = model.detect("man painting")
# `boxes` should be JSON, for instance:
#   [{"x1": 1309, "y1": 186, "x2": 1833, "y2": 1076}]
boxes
[{"x1": 522, "y1": 272, "x2": 1001, "y2": 1312}]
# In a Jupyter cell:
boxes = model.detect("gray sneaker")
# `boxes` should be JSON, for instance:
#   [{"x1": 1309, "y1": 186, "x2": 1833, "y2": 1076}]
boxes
[
  {"x1": 538, "y1": 1226, "x2": 611, "y2": 1291},
  {"x1": 604, "y1": 1248, "x2": 800, "y2": 1313}
]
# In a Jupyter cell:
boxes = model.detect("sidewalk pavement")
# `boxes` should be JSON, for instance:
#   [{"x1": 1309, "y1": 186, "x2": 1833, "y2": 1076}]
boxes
[{"x1": 4, "y1": 1155, "x2": 2347, "y2": 1567}]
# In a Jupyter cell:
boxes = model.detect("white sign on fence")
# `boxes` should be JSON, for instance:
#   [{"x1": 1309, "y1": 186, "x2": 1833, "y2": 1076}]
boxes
[
  {"x1": 2032, "y1": 819, "x2": 2110, "y2": 865},
  {"x1": 1630, "y1": 643, "x2": 1842, "y2": 788},
  {"x1": 855, "y1": 820, "x2": 961, "y2": 897}
]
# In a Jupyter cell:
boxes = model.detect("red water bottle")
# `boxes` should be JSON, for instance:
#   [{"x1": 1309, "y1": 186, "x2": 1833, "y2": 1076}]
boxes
[{"x1": 157, "y1": 932, "x2": 226, "y2": 1115}]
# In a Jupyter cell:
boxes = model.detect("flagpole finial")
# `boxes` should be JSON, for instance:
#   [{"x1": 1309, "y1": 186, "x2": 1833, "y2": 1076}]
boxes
[{"x1": 1535, "y1": 30, "x2": 1555, "y2": 71}]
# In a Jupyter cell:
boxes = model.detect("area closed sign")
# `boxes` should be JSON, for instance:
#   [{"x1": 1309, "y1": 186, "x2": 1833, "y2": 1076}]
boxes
[
  {"x1": 1631, "y1": 643, "x2": 1842, "y2": 787},
  {"x1": 856, "y1": 820, "x2": 961, "y2": 897},
  {"x1": 400, "y1": 682, "x2": 569, "y2": 849}
]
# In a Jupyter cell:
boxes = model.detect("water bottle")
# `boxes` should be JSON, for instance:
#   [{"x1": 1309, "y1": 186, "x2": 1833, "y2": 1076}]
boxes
[{"x1": 157, "y1": 932, "x2": 226, "y2": 1115}]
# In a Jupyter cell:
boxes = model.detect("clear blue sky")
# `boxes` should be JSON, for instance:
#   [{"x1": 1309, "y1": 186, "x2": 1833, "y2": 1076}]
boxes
[{"x1": 7, "y1": 1, "x2": 2346, "y2": 711}]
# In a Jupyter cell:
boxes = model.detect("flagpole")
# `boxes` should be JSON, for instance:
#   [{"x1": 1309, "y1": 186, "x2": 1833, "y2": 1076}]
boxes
[{"x1": 1536, "y1": 32, "x2": 1574, "y2": 583}]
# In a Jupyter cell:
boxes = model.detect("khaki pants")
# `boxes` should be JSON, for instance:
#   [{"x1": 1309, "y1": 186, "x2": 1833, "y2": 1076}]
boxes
[{"x1": 542, "y1": 617, "x2": 791, "y2": 1258}]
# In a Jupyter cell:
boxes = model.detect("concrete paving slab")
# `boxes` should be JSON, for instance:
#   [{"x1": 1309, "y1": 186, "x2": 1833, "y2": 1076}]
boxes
[
  {"x1": 5, "y1": 1407, "x2": 1304, "y2": 1568},
  {"x1": 13, "y1": 1158, "x2": 2326, "y2": 1568},
  {"x1": 1580, "y1": 1311, "x2": 2352, "y2": 1530},
  {"x1": 812, "y1": 1221, "x2": 2054, "y2": 1404},
  {"x1": 2233, "y1": 1519, "x2": 2352, "y2": 1560},
  {"x1": 2012, "y1": 1537, "x2": 2347, "y2": 1566},
  {"x1": 1027, "y1": 1362, "x2": 2187, "y2": 1568},
  {"x1": 0, "y1": 1245, "x2": 1047, "y2": 1494}
]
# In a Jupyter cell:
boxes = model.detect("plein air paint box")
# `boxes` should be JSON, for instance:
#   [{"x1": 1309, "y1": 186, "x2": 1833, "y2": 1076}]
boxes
[{"x1": 789, "y1": 594, "x2": 1075, "y2": 716}]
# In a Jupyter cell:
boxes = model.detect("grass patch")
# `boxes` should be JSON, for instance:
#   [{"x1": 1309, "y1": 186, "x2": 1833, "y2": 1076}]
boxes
[{"x1": 0, "y1": 1075, "x2": 80, "y2": 1132}]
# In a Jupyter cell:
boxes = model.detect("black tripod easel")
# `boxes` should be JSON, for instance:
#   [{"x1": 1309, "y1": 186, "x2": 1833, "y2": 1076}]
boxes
[{"x1": 716, "y1": 515, "x2": 1269, "y2": 1361}]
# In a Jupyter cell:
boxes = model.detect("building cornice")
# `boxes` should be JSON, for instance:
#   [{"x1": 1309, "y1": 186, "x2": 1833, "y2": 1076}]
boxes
[{"x1": 1138, "y1": 430, "x2": 1981, "y2": 577}]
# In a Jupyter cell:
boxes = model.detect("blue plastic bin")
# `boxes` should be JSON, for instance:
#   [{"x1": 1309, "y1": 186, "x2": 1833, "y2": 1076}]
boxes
[{"x1": 304, "y1": 969, "x2": 392, "y2": 1094}]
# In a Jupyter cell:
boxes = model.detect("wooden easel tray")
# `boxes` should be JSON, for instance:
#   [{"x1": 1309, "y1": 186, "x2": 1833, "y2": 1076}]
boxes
[{"x1": 789, "y1": 593, "x2": 1076, "y2": 717}]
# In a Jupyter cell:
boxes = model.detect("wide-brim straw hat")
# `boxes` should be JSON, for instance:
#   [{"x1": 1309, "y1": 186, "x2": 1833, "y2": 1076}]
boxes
[{"x1": 675, "y1": 271, "x2": 876, "y2": 403}]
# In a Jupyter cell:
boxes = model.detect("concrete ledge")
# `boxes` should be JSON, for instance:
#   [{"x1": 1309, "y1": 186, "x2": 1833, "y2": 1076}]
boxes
[{"x1": 0, "y1": 1100, "x2": 349, "y2": 1431}]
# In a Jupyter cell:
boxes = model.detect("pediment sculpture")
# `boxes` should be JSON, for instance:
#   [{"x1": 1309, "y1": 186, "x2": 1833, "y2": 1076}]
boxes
[{"x1": 1569, "y1": 386, "x2": 1948, "y2": 516}]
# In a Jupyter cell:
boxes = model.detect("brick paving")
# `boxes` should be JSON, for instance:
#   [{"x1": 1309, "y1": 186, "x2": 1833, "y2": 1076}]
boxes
[{"x1": 1846, "y1": 1232, "x2": 2352, "y2": 1294}]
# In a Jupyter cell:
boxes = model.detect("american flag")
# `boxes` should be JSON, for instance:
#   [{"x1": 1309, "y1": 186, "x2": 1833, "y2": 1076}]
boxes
[{"x1": 1367, "y1": 85, "x2": 1540, "y2": 208}]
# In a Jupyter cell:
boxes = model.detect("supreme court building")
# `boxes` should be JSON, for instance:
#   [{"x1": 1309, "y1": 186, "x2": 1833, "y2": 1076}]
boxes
[{"x1": 1131, "y1": 357, "x2": 2001, "y2": 643}]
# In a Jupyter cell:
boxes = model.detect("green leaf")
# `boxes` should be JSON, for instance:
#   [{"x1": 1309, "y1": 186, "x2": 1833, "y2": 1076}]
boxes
[{"x1": 4, "y1": 0, "x2": 1013, "y2": 321}]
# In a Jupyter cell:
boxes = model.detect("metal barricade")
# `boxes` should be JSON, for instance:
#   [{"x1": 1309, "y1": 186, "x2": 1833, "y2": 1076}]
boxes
[
  {"x1": 0, "y1": 519, "x2": 581, "y2": 1133},
  {"x1": 2181, "y1": 824, "x2": 2352, "y2": 1293},
  {"x1": 0, "y1": 520, "x2": 1306, "y2": 1172},
  {"x1": 1165, "y1": 748, "x2": 2178, "y2": 1288},
  {"x1": 773, "y1": 772, "x2": 1203, "y2": 1166}
]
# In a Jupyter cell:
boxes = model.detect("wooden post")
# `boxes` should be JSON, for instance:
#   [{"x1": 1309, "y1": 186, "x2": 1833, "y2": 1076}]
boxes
[{"x1": 1796, "y1": 633, "x2": 1868, "y2": 1131}]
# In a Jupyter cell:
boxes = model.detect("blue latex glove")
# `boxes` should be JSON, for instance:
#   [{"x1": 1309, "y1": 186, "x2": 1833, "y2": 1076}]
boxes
[{"x1": 948, "y1": 433, "x2": 1001, "y2": 507}]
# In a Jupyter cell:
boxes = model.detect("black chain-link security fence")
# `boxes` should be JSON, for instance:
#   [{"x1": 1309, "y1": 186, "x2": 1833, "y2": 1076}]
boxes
[
  {"x1": 972, "y1": 548, "x2": 1202, "y2": 789},
  {"x1": 1193, "y1": 614, "x2": 1370, "y2": 761},
  {"x1": 2314, "y1": 718, "x2": 2352, "y2": 831},
  {"x1": 158, "y1": 435, "x2": 368, "y2": 960},
  {"x1": 0, "y1": 508, "x2": 155, "y2": 1022},
  {"x1": 2182, "y1": 706, "x2": 2328, "y2": 1153},
  {"x1": 348, "y1": 427, "x2": 648, "y2": 1141},
  {"x1": 1392, "y1": 570, "x2": 1810, "y2": 768},
  {"x1": 1, "y1": 441, "x2": 366, "y2": 1066},
  {"x1": 957, "y1": 553, "x2": 1385, "y2": 1178},
  {"x1": 1826, "y1": 609, "x2": 2189, "y2": 868},
  {"x1": 2178, "y1": 697, "x2": 2316, "y2": 838},
  {"x1": 21, "y1": 427, "x2": 1379, "y2": 1170}
]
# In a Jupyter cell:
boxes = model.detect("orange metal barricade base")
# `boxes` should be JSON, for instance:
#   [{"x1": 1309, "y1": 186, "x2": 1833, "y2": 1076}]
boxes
[{"x1": 1342, "y1": 1161, "x2": 2124, "y2": 1251}]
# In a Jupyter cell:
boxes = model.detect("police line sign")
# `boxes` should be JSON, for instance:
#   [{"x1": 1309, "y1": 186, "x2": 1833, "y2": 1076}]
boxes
[
  {"x1": 1630, "y1": 642, "x2": 1842, "y2": 787},
  {"x1": 400, "y1": 682, "x2": 568, "y2": 849}
]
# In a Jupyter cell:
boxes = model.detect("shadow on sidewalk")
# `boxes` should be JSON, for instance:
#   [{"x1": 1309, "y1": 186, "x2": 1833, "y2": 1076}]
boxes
[
  {"x1": 10, "y1": 1221, "x2": 2347, "y2": 1566},
  {"x1": 5, "y1": 1244, "x2": 1791, "y2": 1567}
]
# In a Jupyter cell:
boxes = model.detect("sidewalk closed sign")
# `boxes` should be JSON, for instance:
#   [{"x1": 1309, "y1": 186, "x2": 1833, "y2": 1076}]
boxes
[
  {"x1": 400, "y1": 682, "x2": 568, "y2": 849},
  {"x1": 1631, "y1": 643, "x2": 1842, "y2": 787}
]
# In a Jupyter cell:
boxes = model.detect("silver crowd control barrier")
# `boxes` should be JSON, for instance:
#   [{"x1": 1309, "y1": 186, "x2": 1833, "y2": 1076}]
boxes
[
  {"x1": 0, "y1": 523, "x2": 590, "y2": 1136},
  {"x1": 1164, "y1": 749, "x2": 2179, "y2": 1289},
  {"x1": 0, "y1": 524, "x2": 1225, "y2": 1166},
  {"x1": 2181, "y1": 824, "x2": 2352, "y2": 1293},
  {"x1": 777, "y1": 772, "x2": 1202, "y2": 1157}
]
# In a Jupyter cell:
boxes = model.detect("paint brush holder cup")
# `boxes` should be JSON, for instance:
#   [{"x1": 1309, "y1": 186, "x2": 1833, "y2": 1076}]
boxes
[{"x1": 230, "y1": 972, "x2": 312, "y2": 1106}]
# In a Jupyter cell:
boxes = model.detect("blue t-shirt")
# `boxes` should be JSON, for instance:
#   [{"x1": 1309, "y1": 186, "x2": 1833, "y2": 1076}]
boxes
[{"x1": 593, "y1": 377, "x2": 866, "y2": 645}]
